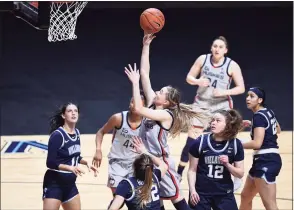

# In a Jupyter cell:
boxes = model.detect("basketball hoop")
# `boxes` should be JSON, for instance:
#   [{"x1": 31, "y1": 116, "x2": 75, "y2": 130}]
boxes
[{"x1": 48, "y1": 1, "x2": 88, "y2": 42}]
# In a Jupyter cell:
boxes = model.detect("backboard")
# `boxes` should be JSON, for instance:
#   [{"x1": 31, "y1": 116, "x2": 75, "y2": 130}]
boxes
[{"x1": 13, "y1": 1, "x2": 50, "y2": 30}]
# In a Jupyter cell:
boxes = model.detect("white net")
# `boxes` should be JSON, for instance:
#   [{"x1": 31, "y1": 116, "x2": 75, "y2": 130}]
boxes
[{"x1": 48, "y1": 1, "x2": 88, "y2": 42}]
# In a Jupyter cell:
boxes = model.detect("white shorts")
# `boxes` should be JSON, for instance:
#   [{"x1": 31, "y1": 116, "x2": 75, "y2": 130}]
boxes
[
  {"x1": 192, "y1": 96, "x2": 233, "y2": 128},
  {"x1": 158, "y1": 156, "x2": 181, "y2": 200},
  {"x1": 107, "y1": 159, "x2": 133, "y2": 188}
]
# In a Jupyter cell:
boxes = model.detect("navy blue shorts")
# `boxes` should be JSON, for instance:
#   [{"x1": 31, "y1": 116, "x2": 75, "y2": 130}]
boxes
[
  {"x1": 42, "y1": 184, "x2": 79, "y2": 203},
  {"x1": 189, "y1": 193, "x2": 238, "y2": 210},
  {"x1": 42, "y1": 170, "x2": 79, "y2": 203},
  {"x1": 249, "y1": 153, "x2": 282, "y2": 183}
]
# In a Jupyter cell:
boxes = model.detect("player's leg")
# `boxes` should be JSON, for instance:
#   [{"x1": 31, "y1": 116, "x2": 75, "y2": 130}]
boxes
[
  {"x1": 249, "y1": 153, "x2": 281, "y2": 210},
  {"x1": 254, "y1": 178, "x2": 278, "y2": 210},
  {"x1": 42, "y1": 176, "x2": 62, "y2": 210},
  {"x1": 43, "y1": 198, "x2": 61, "y2": 210},
  {"x1": 171, "y1": 194, "x2": 190, "y2": 210},
  {"x1": 177, "y1": 102, "x2": 209, "y2": 177},
  {"x1": 177, "y1": 126, "x2": 204, "y2": 177},
  {"x1": 239, "y1": 175, "x2": 258, "y2": 209},
  {"x1": 61, "y1": 184, "x2": 80, "y2": 210},
  {"x1": 62, "y1": 194, "x2": 81, "y2": 210},
  {"x1": 108, "y1": 160, "x2": 131, "y2": 209},
  {"x1": 160, "y1": 158, "x2": 190, "y2": 210}
]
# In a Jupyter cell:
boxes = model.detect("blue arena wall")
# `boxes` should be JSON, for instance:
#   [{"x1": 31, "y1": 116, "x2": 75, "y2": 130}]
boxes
[{"x1": 0, "y1": 4, "x2": 292, "y2": 135}]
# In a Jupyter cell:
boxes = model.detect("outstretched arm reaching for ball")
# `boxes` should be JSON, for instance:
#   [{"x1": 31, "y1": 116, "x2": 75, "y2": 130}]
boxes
[{"x1": 140, "y1": 34, "x2": 156, "y2": 107}]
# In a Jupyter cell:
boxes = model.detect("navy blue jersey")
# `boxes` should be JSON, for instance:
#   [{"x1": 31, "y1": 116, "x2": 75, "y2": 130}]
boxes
[
  {"x1": 46, "y1": 127, "x2": 82, "y2": 172},
  {"x1": 115, "y1": 169, "x2": 161, "y2": 210},
  {"x1": 189, "y1": 133, "x2": 244, "y2": 195},
  {"x1": 250, "y1": 108, "x2": 279, "y2": 150}
]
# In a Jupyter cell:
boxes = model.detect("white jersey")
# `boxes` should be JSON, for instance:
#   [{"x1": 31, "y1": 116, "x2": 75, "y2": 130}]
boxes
[
  {"x1": 196, "y1": 54, "x2": 233, "y2": 102},
  {"x1": 139, "y1": 105, "x2": 173, "y2": 157},
  {"x1": 107, "y1": 111, "x2": 141, "y2": 161}
]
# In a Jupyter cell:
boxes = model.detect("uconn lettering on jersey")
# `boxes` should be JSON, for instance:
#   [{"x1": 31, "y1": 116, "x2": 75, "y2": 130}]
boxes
[
  {"x1": 203, "y1": 66, "x2": 225, "y2": 80},
  {"x1": 119, "y1": 128, "x2": 137, "y2": 139}
]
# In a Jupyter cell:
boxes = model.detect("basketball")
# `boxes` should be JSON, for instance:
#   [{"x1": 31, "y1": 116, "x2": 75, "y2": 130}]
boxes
[{"x1": 140, "y1": 8, "x2": 165, "y2": 34}]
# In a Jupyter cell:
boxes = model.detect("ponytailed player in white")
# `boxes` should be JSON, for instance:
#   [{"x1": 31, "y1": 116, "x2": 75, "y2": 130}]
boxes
[
  {"x1": 92, "y1": 94, "x2": 146, "y2": 199},
  {"x1": 123, "y1": 34, "x2": 206, "y2": 210},
  {"x1": 177, "y1": 36, "x2": 245, "y2": 191}
]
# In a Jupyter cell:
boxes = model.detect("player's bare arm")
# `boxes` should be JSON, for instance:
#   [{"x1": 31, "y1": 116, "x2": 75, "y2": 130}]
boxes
[
  {"x1": 92, "y1": 113, "x2": 122, "y2": 167},
  {"x1": 186, "y1": 54, "x2": 210, "y2": 87},
  {"x1": 226, "y1": 61, "x2": 245, "y2": 96},
  {"x1": 242, "y1": 127, "x2": 265, "y2": 149},
  {"x1": 140, "y1": 34, "x2": 156, "y2": 106}
]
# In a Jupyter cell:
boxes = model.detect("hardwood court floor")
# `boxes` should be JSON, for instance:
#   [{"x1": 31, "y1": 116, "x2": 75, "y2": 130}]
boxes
[{"x1": 1, "y1": 131, "x2": 293, "y2": 210}]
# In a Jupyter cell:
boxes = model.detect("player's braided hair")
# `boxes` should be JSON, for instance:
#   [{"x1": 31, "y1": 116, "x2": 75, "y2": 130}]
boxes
[{"x1": 49, "y1": 102, "x2": 79, "y2": 134}]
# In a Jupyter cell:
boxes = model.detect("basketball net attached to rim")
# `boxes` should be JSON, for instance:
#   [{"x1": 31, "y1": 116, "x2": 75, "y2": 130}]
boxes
[{"x1": 48, "y1": 1, "x2": 88, "y2": 42}]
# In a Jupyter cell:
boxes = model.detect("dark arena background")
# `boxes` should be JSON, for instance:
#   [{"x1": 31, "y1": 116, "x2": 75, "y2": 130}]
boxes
[{"x1": 0, "y1": 1, "x2": 293, "y2": 210}]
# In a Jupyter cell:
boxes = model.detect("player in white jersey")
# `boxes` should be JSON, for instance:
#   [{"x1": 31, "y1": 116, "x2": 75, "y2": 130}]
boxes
[
  {"x1": 123, "y1": 34, "x2": 205, "y2": 210},
  {"x1": 92, "y1": 94, "x2": 146, "y2": 199},
  {"x1": 177, "y1": 36, "x2": 245, "y2": 191}
]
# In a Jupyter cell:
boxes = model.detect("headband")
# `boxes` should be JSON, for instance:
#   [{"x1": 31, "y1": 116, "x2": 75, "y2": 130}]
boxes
[{"x1": 249, "y1": 87, "x2": 264, "y2": 99}]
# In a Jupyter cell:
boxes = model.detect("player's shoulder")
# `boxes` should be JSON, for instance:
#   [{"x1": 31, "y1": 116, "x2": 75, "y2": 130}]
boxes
[
  {"x1": 49, "y1": 128, "x2": 64, "y2": 140},
  {"x1": 234, "y1": 138, "x2": 243, "y2": 146},
  {"x1": 197, "y1": 54, "x2": 208, "y2": 62},
  {"x1": 228, "y1": 59, "x2": 240, "y2": 69},
  {"x1": 111, "y1": 112, "x2": 125, "y2": 122},
  {"x1": 254, "y1": 109, "x2": 267, "y2": 117}
]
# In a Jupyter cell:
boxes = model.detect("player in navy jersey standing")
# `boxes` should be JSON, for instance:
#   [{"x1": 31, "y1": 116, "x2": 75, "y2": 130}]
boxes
[
  {"x1": 188, "y1": 109, "x2": 245, "y2": 210},
  {"x1": 108, "y1": 136, "x2": 168, "y2": 210},
  {"x1": 42, "y1": 103, "x2": 98, "y2": 210},
  {"x1": 240, "y1": 87, "x2": 282, "y2": 210}
]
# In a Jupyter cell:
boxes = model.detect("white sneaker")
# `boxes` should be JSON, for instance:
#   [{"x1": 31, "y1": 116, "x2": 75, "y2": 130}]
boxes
[{"x1": 233, "y1": 177, "x2": 243, "y2": 191}]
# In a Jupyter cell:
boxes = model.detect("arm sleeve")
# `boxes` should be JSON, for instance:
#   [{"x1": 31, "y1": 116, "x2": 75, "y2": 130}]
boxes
[
  {"x1": 46, "y1": 131, "x2": 63, "y2": 170},
  {"x1": 253, "y1": 114, "x2": 268, "y2": 128},
  {"x1": 115, "y1": 180, "x2": 133, "y2": 200},
  {"x1": 189, "y1": 136, "x2": 201, "y2": 158},
  {"x1": 153, "y1": 169, "x2": 162, "y2": 182},
  {"x1": 234, "y1": 139, "x2": 245, "y2": 162}
]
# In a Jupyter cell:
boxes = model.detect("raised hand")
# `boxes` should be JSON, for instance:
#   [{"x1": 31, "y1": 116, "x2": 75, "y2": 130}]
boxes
[
  {"x1": 125, "y1": 63, "x2": 140, "y2": 84},
  {"x1": 131, "y1": 136, "x2": 147, "y2": 154},
  {"x1": 143, "y1": 33, "x2": 156, "y2": 46}
]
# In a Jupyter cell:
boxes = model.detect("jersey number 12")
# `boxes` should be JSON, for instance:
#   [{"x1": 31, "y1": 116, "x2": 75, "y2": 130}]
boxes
[{"x1": 207, "y1": 164, "x2": 224, "y2": 179}]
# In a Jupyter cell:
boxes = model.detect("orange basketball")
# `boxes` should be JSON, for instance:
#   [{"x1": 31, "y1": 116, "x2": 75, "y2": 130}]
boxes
[{"x1": 140, "y1": 8, "x2": 165, "y2": 34}]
